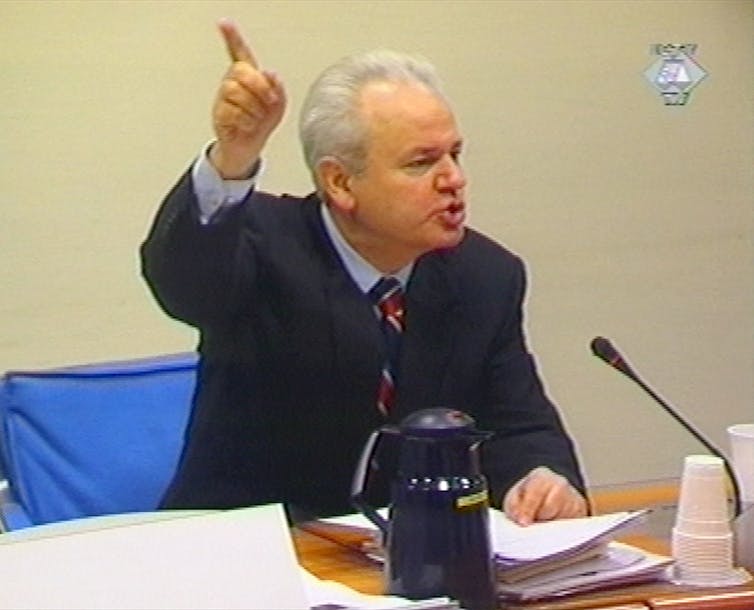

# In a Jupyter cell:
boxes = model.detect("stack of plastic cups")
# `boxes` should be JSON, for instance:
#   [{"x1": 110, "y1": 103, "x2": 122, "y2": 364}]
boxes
[{"x1": 671, "y1": 455, "x2": 748, "y2": 586}]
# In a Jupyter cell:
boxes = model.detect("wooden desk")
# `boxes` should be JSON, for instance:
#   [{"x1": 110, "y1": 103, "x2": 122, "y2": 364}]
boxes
[{"x1": 293, "y1": 480, "x2": 754, "y2": 610}]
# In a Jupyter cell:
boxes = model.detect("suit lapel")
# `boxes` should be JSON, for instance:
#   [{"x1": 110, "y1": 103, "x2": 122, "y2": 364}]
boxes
[
  {"x1": 305, "y1": 201, "x2": 385, "y2": 404},
  {"x1": 326, "y1": 270, "x2": 385, "y2": 401},
  {"x1": 393, "y1": 253, "x2": 460, "y2": 421}
]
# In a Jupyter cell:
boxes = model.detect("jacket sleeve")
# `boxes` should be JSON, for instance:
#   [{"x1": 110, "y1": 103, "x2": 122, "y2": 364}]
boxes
[
  {"x1": 140, "y1": 168, "x2": 255, "y2": 328},
  {"x1": 478, "y1": 257, "x2": 586, "y2": 506}
]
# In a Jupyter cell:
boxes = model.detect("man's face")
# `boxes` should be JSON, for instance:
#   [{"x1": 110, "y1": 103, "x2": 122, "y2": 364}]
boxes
[{"x1": 340, "y1": 80, "x2": 467, "y2": 272}]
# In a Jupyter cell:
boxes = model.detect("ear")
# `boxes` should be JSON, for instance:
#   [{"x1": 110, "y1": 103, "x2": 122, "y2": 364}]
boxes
[{"x1": 317, "y1": 157, "x2": 356, "y2": 212}]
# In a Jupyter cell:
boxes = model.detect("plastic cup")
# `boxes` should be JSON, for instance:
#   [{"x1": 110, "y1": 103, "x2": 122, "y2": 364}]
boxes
[
  {"x1": 674, "y1": 455, "x2": 729, "y2": 530},
  {"x1": 727, "y1": 423, "x2": 754, "y2": 503}
]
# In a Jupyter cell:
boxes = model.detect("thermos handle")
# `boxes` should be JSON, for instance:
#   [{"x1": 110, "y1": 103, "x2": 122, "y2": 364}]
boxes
[{"x1": 350, "y1": 427, "x2": 393, "y2": 537}]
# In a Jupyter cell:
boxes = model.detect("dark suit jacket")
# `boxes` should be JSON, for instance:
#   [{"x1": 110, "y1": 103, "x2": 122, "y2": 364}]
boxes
[{"x1": 141, "y1": 169, "x2": 585, "y2": 516}]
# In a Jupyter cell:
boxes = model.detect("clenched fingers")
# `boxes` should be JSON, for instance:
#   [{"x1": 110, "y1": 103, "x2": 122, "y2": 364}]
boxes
[
  {"x1": 503, "y1": 466, "x2": 587, "y2": 526},
  {"x1": 216, "y1": 65, "x2": 281, "y2": 121}
]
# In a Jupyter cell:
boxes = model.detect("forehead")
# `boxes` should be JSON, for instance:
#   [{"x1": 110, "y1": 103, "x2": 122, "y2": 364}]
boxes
[{"x1": 358, "y1": 80, "x2": 461, "y2": 154}]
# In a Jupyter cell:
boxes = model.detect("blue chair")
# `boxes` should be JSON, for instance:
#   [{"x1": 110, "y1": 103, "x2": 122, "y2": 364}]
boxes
[{"x1": 0, "y1": 352, "x2": 197, "y2": 531}]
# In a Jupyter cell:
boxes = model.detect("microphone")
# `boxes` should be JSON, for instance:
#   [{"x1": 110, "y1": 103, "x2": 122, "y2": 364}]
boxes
[{"x1": 590, "y1": 336, "x2": 742, "y2": 517}]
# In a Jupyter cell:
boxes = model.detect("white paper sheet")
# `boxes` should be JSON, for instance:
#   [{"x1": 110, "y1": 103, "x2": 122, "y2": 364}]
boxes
[
  {"x1": 489, "y1": 509, "x2": 648, "y2": 562},
  {"x1": 0, "y1": 505, "x2": 309, "y2": 610}
]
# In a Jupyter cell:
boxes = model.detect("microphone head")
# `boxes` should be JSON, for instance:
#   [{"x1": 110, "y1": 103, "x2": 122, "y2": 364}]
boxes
[
  {"x1": 590, "y1": 336, "x2": 617, "y2": 361},
  {"x1": 590, "y1": 336, "x2": 636, "y2": 379}
]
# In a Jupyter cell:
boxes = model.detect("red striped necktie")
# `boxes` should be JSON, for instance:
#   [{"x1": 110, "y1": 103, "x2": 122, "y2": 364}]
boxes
[{"x1": 369, "y1": 277, "x2": 405, "y2": 416}]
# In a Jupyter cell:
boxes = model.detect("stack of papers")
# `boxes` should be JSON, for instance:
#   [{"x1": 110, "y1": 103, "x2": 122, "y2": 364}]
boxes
[
  {"x1": 323, "y1": 508, "x2": 673, "y2": 603},
  {"x1": 489, "y1": 510, "x2": 673, "y2": 601}
]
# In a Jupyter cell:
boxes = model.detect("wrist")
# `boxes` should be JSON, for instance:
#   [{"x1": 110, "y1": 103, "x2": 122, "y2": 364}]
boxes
[{"x1": 209, "y1": 143, "x2": 261, "y2": 180}]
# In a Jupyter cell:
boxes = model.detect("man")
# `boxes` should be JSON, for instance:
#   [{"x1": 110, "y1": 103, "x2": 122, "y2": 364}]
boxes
[{"x1": 141, "y1": 20, "x2": 588, "y2": 524}]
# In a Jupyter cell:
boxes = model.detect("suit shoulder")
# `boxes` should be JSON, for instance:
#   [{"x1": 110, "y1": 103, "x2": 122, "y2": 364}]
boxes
[
  {"x1": 421, "y1": 229, "x2": 527, "y2": 301},
  {"x1": 453, "y1": 228, "x2": 524, "y2": 275},
  {"x1": 244, "y1": 191, "x2": 319, "y2": 228},
  {"x1": 421, "y1": 228, "x2": 528, "y2": 315},
  {"x1": 247, "y1": 190, "x2": 312, "y2": 212}
]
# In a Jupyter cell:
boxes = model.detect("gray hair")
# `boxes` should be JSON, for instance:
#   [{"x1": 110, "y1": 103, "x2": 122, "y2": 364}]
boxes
[{"x1": 298, "y1": 49, "x2": 449, "y2": 187}]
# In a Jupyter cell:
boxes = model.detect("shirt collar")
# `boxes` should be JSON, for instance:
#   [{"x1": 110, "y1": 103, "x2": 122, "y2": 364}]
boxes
[{"x1": 320, "y1": 203, "x2": 412, "y2": 293}]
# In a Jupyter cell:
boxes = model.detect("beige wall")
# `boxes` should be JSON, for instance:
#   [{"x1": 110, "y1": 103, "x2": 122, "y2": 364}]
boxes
[{"x1": 2, "y1": 0, "x2": 752, "y2": 487}]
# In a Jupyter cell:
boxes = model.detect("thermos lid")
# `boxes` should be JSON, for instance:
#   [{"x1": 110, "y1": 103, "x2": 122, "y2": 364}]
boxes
[{"x1": 399, "y1": 408, "x2": 478, "y2": 437}]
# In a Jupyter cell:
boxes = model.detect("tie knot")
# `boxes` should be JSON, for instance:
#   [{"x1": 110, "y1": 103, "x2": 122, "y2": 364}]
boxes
[{"x1": 369, "y1": 277, "x2": 404, "y2": 324}]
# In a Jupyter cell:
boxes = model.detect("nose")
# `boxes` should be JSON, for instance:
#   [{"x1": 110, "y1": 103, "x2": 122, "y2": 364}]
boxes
[{"x1": 435, "y1": 154, "x2": 466, "y2": 192}]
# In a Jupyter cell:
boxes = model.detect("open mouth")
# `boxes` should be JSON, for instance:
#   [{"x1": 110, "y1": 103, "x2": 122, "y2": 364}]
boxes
[{"x1": 440, "y1": 202, "x2": 466, "y2": 227}]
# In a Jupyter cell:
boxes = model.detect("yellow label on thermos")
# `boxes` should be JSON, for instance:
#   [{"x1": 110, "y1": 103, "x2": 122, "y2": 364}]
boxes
[{"x1": 456, "y1": 489, "x2": 488, "y2": 509}]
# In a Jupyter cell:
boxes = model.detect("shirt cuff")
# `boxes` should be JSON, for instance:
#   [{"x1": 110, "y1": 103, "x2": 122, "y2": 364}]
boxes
[{"x1": 191, "y1": 142, "x2": 261, "y2": 224}]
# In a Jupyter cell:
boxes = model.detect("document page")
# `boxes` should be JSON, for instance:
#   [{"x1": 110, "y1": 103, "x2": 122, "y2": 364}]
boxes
[
  {"x1": 0, "y1": 504, "x2": 309, "y2": 610},
  {"x1": 490, "y1": 509, "x2": 648, "y2": 563}
]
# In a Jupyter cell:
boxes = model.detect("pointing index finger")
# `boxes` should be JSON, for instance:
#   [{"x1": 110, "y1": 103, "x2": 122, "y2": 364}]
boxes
[{"x1": 218, "y1": 18, "x2": 258, "y2": 67}]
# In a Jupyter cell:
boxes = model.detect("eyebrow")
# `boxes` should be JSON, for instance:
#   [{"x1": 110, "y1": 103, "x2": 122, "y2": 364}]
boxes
[{"x1": 407, "y1": 141, "x2": 464, "y2": 157}]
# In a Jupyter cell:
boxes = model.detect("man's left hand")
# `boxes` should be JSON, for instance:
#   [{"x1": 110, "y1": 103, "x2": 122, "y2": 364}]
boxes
[{"x1": 503, "y1": 466, "x2": 587, "y2": 526}]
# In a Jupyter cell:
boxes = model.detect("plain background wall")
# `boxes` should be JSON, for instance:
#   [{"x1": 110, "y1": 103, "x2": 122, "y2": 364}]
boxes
[{"x1": 2, "y1": 0, "x2": 752, "y2": 488}]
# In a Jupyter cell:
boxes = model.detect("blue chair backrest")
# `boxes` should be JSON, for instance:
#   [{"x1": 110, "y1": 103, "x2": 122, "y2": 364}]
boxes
[{"x1": 0, "y1": 353, "x2": 197, "y2": 528}]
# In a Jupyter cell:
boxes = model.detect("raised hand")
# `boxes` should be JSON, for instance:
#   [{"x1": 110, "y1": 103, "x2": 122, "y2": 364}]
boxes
[{"x1": 209, "y1": 19, "x2": 286, "y2": 179}]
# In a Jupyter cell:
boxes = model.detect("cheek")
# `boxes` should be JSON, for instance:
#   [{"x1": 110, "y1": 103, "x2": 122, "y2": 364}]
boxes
[
  {"x1": 399, "y1": 176, "x2": 439, "y2": 208},
  {"x1": 393, "y1": 192, "x2": 435, "y2": 226},
  {"x1": 363, "y1": 176, "x2": 439, "y2": 227}
]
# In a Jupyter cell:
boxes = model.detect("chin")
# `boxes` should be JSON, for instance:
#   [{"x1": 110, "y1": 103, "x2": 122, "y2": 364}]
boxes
[
  {"x1": 426, "y1": 227, "x2": 465, "y2": 254},
  {"x1": 443, "y1": 225, "x2": 466, "y2": 247}
]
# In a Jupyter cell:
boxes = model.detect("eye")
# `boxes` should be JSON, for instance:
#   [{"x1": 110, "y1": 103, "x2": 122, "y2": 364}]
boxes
[{"x1": 404, "y1": 157, "x2": 435, "y2": 174}]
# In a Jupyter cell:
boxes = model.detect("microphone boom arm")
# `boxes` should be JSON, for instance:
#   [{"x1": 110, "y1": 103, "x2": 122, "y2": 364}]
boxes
[{"x1": 591, "y1": 337, "x2": 742, "y2": 517}]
